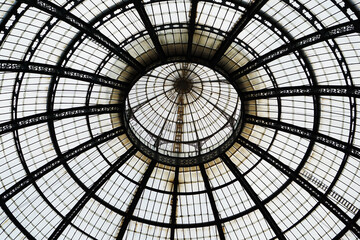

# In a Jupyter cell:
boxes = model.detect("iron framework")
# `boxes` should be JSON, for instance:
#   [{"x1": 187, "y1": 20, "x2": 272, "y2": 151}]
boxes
[{"x1": 0, "y1": 0, "x2": 360, "y2": 239}]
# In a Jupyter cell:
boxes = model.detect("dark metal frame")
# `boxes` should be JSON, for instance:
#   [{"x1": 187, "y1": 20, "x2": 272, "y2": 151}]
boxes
[
  {"x1": 221, "y1": 154, "x2": 286, "y2": 240},
  {"x1": 245, "y1": 114, "x2": 360, "y2": 160},
  {"x1": 243, "y1": 85, "x2": 360, "y2": 100},
  {"x1": 230, "y1": 20, "x2": 360, "y2": 79},
  {"x1": 116, "y1": 160, "x2": 157, "y2": 239},
  {"x1": 0, "y1": 126, "x2": 125, "y2": 202},
  {"x1": 0, "y1": 60, "x2": 129, "y2": 90},
  {"x1": 210, "y1": 0, "x2": 268, "y2": 66},
  {"x1": 133, "y1": 0, "x2": 166, "y2": 62},
  {"x1": 1, "y1": 0, "x2": 360, "y2": 239},
  {"x1": 199, "y1": 164, "x2": 226, "y2": 240},
  {"x1": 236, "y1": 136, "x2": 360, "y2": 238},
  {"x1": 49, "y1": 146, "x2": 137, "y2": 239},
  {"x1": 187, "y1": 0, "x2": 199, "y2": 59},
  {"x1": 0, "y1": 104, "x2": 121, "y2": 135},
  {"x1": 20, "y1": 0, "x2": 143, "y2": 71},
  {"x1": 170, "y1": 166, "x2": 179, "y2": 240}
]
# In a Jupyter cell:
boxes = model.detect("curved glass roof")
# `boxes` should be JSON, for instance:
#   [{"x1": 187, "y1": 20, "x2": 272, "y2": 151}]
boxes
[
  {"x1": 125, "y1": 62, "x2": 242, "y2": 163},
  {"x1": 0, "y1": 0, "x2": 360, "y2": 239}
]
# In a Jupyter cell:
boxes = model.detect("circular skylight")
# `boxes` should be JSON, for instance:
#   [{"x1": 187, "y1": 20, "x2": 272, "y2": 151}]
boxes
[{"x1": 125, "y1": 62, "x2": 241, "y2": 163}]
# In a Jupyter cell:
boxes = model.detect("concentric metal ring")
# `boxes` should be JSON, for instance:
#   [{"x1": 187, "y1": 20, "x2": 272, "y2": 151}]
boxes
[{"x1": 124, "y1": 62, "x2": 242, "y2": 165}]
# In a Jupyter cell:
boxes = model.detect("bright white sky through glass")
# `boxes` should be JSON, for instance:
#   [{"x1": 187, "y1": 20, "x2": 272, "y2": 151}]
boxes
[{"x1": 0, "y1": 0, "x2": 360, "y2": 239}]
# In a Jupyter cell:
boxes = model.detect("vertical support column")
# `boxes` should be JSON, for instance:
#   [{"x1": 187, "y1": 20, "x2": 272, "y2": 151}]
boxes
[
  {"x1": 173, "y1": 95, "x2": 185, "y2": 154},
  {"x1": 170, "y1": 167, "x2": 179, "y2": 240}
]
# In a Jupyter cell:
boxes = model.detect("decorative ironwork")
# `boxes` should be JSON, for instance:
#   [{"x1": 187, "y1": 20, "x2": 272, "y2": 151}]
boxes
[
  {"x1": 1, "y1": 0, "x2": 360, "y2": 239},
  {"x1": 237, "y1": 136, "x2": 360, "y2": 238},
  {"x1": 245, "y1": 114, "x2": 360, "y2": 159},
  {"x1": 231, "y1": 20, "x2": 360, "y2": 79},
  {"x1": 0, "y1": 60, "x2": 129, "y2": 90},
  {"x1": 0, "y1": 105, "x2": 121, "y2": 135},
  {"x1": 301, "y1": 170, "x2": 359, "y2": 215},
  {"x1": 243, "y1": 85, "x2": 360, "y2": 100}
]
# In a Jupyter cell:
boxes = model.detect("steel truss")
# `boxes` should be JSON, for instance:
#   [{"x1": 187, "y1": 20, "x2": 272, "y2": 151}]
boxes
[
  {"x1": 245, "y1": 114, "x2": 360, "y2": 160},
  {"x1": 243, "y1": 85, "x2": 360, "y2": 100},
  {"x1": 210, "y1": 0, "x2": 268, "y2": 66},
  {"x1": 132, "y1": 0, "x2": 166, "y2": 62},
  {"x1": 170, "y1": 166, "x2": 179, "y2": 240},
  {"x1": 187, "y1": 0, "x2": 199, "y2": 59},
  {"x1": 0, "y1": 60, "x2": 129, "y2": 90},
  {"x1": 116, "y1": 160, "x2": 157, "y2": 239},
  {"x1": 0, "y1": 104, "x2": 121, "y2": 135},
  {"x1": 199, "y1": 164, "x2": 226, "y2": 240}
]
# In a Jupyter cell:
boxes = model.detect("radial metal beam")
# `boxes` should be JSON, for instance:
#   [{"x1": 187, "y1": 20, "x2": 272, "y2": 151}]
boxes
[
  {"x1": 0, "y1": 2, "x2": 27, "y2": 45},
  {"x1": 343, "y1": 0, "x2": 360, "y2": 20},
  {"x1": 0, "y1": 105, "x2": 121, "y2": 135},
  {"x1": 243, "y1": 85, "x2": 360, "y2": 100},
  {"x1": 245, "y1": 114, "x2": 360, "y2": 160},
  {"x1": 237, "y1": 136, "x2": 360, "y2": 238},
  {"x1": 220, "y1": 154, "x2": 286, "y2": 240},
  {"x1": 252, "y1": 4, "x2": 357, "y2": 238},
  {"x1": 133, "y1": 0, "x2": 166, "y2": 62},
  {"x1": 20, "y1": 0, "x2": 143, "y2": 71},
  {"x1": 0, "y1": 200, "x2": 35, "y2": 240},
  {"x1": 333, "y1": 210, "x2": 360, "y2": 240},
  {"x1": 126, "y1": 87, "x2": 174, "y2": 120},
  {"x1": 210, "y1": 0, "x2": 268, "y2": 66},
  {"x1": 116, "y1": 160, "x2": 156, "y2": 239},
  {"x1": 231, "y1": 20, "x2": 360, "y2": 79},
  {"x1": 199, "y1": 164, "x2": 226, "y2": 240},
  {"x1": 0, "y1": 60, "x2": 129, "y2": 90},
  {"x1": 192, "y1": 91, "x2": 236, "y2": 128},
  {"x1": 0, "y1": 1, "x2": 21, "y2": 31},
  {"x1": 0, "y1": 126, "x2": 125, "y2": 202},
  {"x1": 154, "y1": 94, "x2": 179, "y2": 152},
  {"x1": 170, "y1": 166, "x2": 179, "y2": 240},
  {"x1": 49, "y1": 146, "x2": 137, "y2": 240},
  {"x1": 301, "y1": 170, "x2": 358, "y2": 214},
  {"x1": 187, "y1": 0, "x2": 199, "y2": 59}
]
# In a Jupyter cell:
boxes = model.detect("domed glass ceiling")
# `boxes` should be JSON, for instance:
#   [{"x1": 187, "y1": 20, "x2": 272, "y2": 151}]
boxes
[
  {"x1": 125, "y1": 62, "x2": 241, "y2": 164},
  {"x1": 0, "y1": 0, "x2": 360, "y2": 239}
]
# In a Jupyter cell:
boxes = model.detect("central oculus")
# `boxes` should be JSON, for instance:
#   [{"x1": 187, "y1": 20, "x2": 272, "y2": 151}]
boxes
[
  {"x1": 174, "y1": 77, "x2": 193, "y2": 94},
  {"x1": 124, "y1": 62, "x2": 242, "y2": 165}
]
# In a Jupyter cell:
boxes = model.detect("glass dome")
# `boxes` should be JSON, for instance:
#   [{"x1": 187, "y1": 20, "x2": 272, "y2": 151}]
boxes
[
  {"x1": 125, "y1": 62, "x2": 242, "y2": 164},
  {"x1": 0, "y1": 0, "x2": 360, "y2": 239}
]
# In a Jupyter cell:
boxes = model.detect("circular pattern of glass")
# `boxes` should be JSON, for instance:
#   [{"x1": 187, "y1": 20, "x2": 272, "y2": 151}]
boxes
[
  {"x1": 125, "y1": 62, "x2": 241, "y2": 160},
  {"x1": 1, "y1": 0, "x2": 360, "y2": 239}
]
